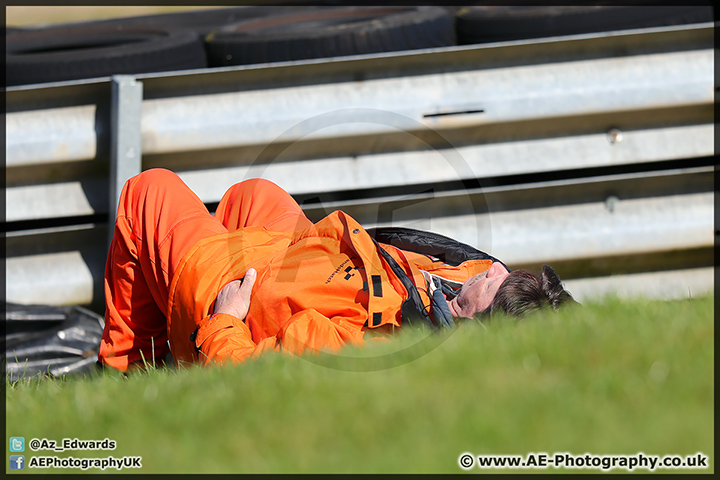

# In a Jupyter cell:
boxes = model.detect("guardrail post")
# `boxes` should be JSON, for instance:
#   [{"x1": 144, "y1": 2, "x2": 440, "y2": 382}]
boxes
[{"x1": 109, "y1": 75, "x2": 143, "y2": 246}]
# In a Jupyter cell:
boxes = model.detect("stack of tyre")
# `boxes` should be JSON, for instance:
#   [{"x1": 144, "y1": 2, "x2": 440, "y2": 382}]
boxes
[
  {"x1": 5, "y1": 6, "x2": 712, "y2": 87},
  {"x1": 5, "y1": 6, "x2": 455, "y2": 87}
]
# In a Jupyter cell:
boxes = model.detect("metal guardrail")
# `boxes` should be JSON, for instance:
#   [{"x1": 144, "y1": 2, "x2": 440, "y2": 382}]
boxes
[{"x1": 5, "y1": 23, "x2": 715, "y2": 312}]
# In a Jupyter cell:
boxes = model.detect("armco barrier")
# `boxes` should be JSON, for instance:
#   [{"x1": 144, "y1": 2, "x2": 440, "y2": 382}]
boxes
[{"x1": 5, "y1": 22, "x2": 715, "y2": 313}]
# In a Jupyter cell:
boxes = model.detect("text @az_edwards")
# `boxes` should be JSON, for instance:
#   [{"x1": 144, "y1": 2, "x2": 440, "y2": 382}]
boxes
[{"x1": 29, "y1": 437, "x2": 115, "y2": 452}]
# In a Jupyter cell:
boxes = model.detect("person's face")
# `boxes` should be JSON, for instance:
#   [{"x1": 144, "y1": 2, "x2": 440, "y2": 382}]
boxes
[{"x1": 450, "y1": 262, "x2": 510, "y2": 317}]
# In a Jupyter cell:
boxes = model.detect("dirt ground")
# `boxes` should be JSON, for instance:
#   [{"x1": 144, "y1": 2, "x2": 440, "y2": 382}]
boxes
[{"x1": 6, "y1": 6, "x2": 230, "y2": 27}]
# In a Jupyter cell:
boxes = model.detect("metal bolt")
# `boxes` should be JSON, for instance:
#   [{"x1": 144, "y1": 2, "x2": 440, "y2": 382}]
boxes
[
  {"x1": 605, "y1": 195, "x2": 619, "y2": 213},
  {"x1": 607, "y1": 128, "x2": 623, "y2": 144}
]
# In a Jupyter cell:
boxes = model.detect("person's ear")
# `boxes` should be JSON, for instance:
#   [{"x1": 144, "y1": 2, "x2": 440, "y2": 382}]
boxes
[{"x1": 540, "y1": 264, "x2": 579, "y2": 310}]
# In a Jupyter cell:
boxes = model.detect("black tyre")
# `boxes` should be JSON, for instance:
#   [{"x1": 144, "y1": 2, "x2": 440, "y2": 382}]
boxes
[
  {"x1": 5, "y1": 24, "x2": 207, "y2": 87},
  {"x1": 456, "y1": 6, "x2": 714, "y2": 45},
  {"x1": 204, "y1": 6, "x2": 455, "y2": 67},
  {"x1": 74, "y1": 6, "x2": 314, "y2": 37}
]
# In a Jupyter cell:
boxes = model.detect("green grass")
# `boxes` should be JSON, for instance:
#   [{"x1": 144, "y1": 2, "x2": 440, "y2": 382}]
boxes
[{"x1": 6, "y1": 295, "x2": 714, "y2": 474}]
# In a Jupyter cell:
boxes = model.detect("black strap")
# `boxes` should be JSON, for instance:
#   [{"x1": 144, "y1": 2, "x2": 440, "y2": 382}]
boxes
[
  {"x1": 440, "y1": 281, "x2": 460, "y2": 300},
  {"x1": 372, "y1": 239, "x2": 447, "y2": 329},
  {"x1": 430, "y1": 277, "x2": 455, "y2": 328}
]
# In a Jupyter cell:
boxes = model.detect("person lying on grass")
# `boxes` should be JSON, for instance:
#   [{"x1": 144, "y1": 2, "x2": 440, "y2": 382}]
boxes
[{"x1": 99, "y1": 168, "x2": 576, "y2": 372}]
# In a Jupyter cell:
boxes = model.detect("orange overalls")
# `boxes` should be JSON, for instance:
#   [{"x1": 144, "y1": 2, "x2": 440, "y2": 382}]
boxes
[{"x1": 100, "y1": 169, "x2": 493, "y2": 372}]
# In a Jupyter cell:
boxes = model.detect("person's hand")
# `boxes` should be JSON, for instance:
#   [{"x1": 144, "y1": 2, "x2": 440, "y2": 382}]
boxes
[{"x1": 213, "y1": 268, "x2": 257, "y2": 321}]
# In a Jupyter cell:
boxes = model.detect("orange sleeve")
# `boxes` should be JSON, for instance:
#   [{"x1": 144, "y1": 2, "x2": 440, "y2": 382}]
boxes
[
  {"x1": 277, "y1": 309, "x2": 365, "y2": 356},
  {"x1": 193, "y1": 309, "x2": 367, "y2": 366},
  {"x1": 193, "y1": 313, "x2": 259, "y2": 366}
]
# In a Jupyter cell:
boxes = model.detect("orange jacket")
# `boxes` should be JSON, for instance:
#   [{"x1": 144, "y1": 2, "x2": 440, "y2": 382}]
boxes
[{"x1": 167, "y1": 210, "x2": 492, "y2": 367}]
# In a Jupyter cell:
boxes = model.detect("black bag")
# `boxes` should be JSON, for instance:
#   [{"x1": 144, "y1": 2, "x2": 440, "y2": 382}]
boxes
[
  {"x1": 366, "y1": 226, "x2": 508, "y2": 269},
  {"x1": 4, "y1": 303, "x2": 104, "y2": 381}
]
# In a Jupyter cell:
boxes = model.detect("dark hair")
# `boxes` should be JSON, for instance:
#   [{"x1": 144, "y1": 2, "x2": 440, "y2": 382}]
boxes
[{"x1": 476, "y1": 264, "x2": 577, "y2": 319}]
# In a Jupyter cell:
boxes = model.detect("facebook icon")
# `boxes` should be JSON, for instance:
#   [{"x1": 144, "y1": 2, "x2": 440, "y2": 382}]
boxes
[{"x1": 9, "y1": 455, "x2": 25, "y2": 470}]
